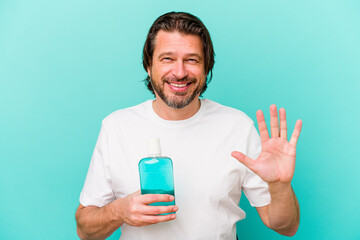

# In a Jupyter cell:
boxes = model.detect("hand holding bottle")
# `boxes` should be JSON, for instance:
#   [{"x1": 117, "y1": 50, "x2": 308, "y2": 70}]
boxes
[{"x1": 117, "y1": 190, "x2": 178, "y2": 227}]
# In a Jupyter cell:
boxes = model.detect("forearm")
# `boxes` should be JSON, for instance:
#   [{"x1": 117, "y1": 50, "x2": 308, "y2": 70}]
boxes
[
  {"x1": 76, "y1": 199, "x2": 124, "y2": 240},
  {"x1": 268, "y1": 183, "x2": 299, "y2": 236}
]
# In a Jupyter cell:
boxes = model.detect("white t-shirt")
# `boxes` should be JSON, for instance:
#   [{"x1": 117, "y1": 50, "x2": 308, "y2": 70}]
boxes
[{"x1": 80, "y1": 99, "x2": 270, "y2": 240}]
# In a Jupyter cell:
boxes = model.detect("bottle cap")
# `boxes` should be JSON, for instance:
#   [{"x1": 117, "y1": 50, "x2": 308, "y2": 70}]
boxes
[{"x1": 148, "y1": 138, "x2": 161, "y2": 157}]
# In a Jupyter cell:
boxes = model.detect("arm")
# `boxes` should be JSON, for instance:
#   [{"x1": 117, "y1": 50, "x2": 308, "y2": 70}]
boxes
[
  {"x1": 232, "y1": 105, "x2": 302, "y2": 236},
  {"x1": 256, "y1": 184, "x2": 299, "y2": 236},
  {"x1": 75, "y1": 191, "x2": 177, "y2": 240},
  {"x1": 76, "y1": 201, "x2": 123, "y2": 240}
]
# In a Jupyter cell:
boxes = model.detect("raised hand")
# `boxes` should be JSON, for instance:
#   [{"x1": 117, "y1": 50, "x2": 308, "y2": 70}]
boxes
[{"x1": 232, "y1": 105, "x2": 302, "y2": 184}]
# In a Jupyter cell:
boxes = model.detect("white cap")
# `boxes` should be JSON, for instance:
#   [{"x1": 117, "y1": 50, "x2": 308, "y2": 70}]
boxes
[{"x1": 148, "y1": 138, "x2": 161, "y2": 157}]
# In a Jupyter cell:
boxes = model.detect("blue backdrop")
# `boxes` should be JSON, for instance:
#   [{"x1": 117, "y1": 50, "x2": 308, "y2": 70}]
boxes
[{"x1": 1, "y1": 0, "x2": 359, "y2": 239}]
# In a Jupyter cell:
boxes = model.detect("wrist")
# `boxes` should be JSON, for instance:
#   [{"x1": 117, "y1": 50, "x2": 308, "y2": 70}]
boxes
[
  {"x1": 109, "y1": 198, "x2": 125, "y2": 224},
  {"x1": 268, "y1": 182, "x2": 292, "y2": 197}
]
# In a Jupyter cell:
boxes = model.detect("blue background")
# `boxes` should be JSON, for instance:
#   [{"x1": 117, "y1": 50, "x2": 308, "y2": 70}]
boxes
[{"x1": 1, "y1": 0, "x2": 359, "y2": 239}]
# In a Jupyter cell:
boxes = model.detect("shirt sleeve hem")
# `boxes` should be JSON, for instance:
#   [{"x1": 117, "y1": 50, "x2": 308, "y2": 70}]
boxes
[
  {"x1": 248, "y1": 197, "x2": 271, "y2": 207},
  {"x1": 79, "y1": 193, "x2": 109, "y2": 208}
]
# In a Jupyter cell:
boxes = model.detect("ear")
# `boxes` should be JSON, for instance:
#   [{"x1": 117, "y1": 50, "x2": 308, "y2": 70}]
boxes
[{"x1": 147, "y1": 67, "x2": 151, "y2": 77}]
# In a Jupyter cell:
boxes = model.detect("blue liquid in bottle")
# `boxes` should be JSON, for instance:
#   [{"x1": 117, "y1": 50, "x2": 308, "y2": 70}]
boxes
[{"x1": 139, "y1": 138, "x2": 175, "y2": 215}]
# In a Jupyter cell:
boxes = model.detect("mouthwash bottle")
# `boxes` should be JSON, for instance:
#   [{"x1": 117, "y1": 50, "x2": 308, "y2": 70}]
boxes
[{"x1": 138, "y1": 138, "x2": 175, "y2": 213}]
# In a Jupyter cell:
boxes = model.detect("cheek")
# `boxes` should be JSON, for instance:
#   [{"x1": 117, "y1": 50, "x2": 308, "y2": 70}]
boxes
[
  {"x1": 154, "y1": 66, "x2": 173, "y2": 79},
  {"x1": 187, "y1": 65, "x2": 205, "y2": 76}
]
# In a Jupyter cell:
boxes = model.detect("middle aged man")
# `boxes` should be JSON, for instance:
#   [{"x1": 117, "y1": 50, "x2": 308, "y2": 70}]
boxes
[{"x1": 76, "y1": 12, "x2": 302, "y2": 240}]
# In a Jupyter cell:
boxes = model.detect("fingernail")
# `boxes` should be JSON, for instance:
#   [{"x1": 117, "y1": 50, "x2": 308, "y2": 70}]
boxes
[
  {"x1": 173, "y1": 207, "x2": 178, "y2": 211},
  {"x1": 169, "y1": 196, "x2": 174, "y2": 200}
]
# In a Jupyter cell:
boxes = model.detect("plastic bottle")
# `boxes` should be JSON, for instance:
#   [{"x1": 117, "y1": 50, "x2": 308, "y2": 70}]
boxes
[{"x1": 138, "y1": 138, "x2": 175, "y2": 213}]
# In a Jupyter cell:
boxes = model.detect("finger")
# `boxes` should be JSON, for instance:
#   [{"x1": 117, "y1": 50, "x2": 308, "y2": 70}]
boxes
[
  {"x1": 279, "y1": 108, "x2": 287, "y2": 140},
  {"x1": 256, "y1": 110, "x2": 269, "y2": 143},
  {"x1": 289, "y1": 120, "x2": 302, "y2": 147},
  {"x1": 137, "y1": 213, "x2": 176, "y2": 225},
  {"x1": 141, "y1": 205, "x2": 178, "y2": 215},
  {"x1": 140, "y1": 194, "x2": 175, "y2": 205},
  {"x1": 270, "y1": 104, "x2": 279, "y2": 138},
  {"x1": 231, "y1": 151, "x2": 257, "y2": 173}
]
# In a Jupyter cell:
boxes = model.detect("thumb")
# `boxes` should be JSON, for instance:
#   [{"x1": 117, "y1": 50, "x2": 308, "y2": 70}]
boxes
[
  {"x1": 129, "y1": 190, "x2": 141, "y2": 196},
  {"x1": 231, "y1": 151, "x2": 256, "y2": 172}
]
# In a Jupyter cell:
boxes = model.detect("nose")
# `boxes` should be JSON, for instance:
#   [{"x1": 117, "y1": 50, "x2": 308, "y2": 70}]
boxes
[{"x1": 172, "y1": 61, "x2": 188, "y2": 80}]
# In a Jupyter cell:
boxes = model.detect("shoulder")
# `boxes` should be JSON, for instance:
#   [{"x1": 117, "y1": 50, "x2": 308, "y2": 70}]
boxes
[
  {"x1": 102, "y1": 100, "x2": 152, "y2": 126},
  {"x1": 202, "y1": 99, "x2": 254, "y2": 126}
]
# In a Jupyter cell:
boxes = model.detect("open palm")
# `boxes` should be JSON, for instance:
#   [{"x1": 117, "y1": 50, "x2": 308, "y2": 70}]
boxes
[{"x1": 232, "y1": 105, "x2": 302, "y2": 184}]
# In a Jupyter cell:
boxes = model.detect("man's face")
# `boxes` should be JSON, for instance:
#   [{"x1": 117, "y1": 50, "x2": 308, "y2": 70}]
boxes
[{"x1": 147, "y1": 30, "x2": 206, "y2": 109}]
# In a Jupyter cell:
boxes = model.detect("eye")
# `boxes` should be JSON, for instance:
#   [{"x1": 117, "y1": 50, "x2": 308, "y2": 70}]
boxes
[
  {"x1": 187, "y1": 58, "x2": 199, "y2": 63},
  {"x1": 161, "y1": 57, "x2": 173, "y2": 62}
]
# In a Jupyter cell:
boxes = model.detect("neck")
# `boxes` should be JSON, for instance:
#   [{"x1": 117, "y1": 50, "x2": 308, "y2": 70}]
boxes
[{"x1": 152, "y1": 97, "x2": 201, "y2": 121}]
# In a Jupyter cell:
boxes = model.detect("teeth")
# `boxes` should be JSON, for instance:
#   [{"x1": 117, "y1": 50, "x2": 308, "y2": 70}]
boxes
[{"x1": 169, "y1": 83, "x2": 187, "y2": 88}]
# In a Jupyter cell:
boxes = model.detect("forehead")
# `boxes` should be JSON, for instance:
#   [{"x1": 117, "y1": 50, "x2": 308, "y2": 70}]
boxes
[{"x1": 153, "y1": 30, "x2": 203, "y2": 56}]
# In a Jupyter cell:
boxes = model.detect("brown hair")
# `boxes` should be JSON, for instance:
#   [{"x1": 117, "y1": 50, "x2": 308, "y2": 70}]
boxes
[{"x1": 142, "y1": 12, "x2": 215, "y2": 96}]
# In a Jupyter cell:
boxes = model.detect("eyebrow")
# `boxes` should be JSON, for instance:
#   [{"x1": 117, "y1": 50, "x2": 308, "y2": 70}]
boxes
[{"x1": 157, "y1": 52, "x2": 203, "y2": 60}]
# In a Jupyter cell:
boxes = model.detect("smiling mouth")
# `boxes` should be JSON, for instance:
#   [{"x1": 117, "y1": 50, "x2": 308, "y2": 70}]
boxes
[
  {"x1": 168, "y1": 82, "x2": 191, "y2": 87},
  {"x1": 166, "y1": 81, "x2": 192, "y2": 92}
]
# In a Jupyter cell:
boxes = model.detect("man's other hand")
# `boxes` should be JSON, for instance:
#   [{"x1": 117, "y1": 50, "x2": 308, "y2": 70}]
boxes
[{"x1": 116, "y1": 190, "x2": 178, "y2": 227}]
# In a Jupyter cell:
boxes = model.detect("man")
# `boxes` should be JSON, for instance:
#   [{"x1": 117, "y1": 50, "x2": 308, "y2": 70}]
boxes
[{"x1": 76, "y1": 12, "x2": 302, "y2": 240}]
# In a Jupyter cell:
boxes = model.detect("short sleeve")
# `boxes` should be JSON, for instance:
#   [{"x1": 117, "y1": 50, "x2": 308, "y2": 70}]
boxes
[
  {"x1": 242, "y1": 123, "x2": 271, "y2": 207},
  {"x1": 79, "y1": 121, "x2": 115, "y2": 207}
]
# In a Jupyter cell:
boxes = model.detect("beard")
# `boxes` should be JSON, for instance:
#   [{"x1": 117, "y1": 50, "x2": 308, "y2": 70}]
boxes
[{"x1": 150, "y1": 75, "x2": 204, "y2": 109}]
